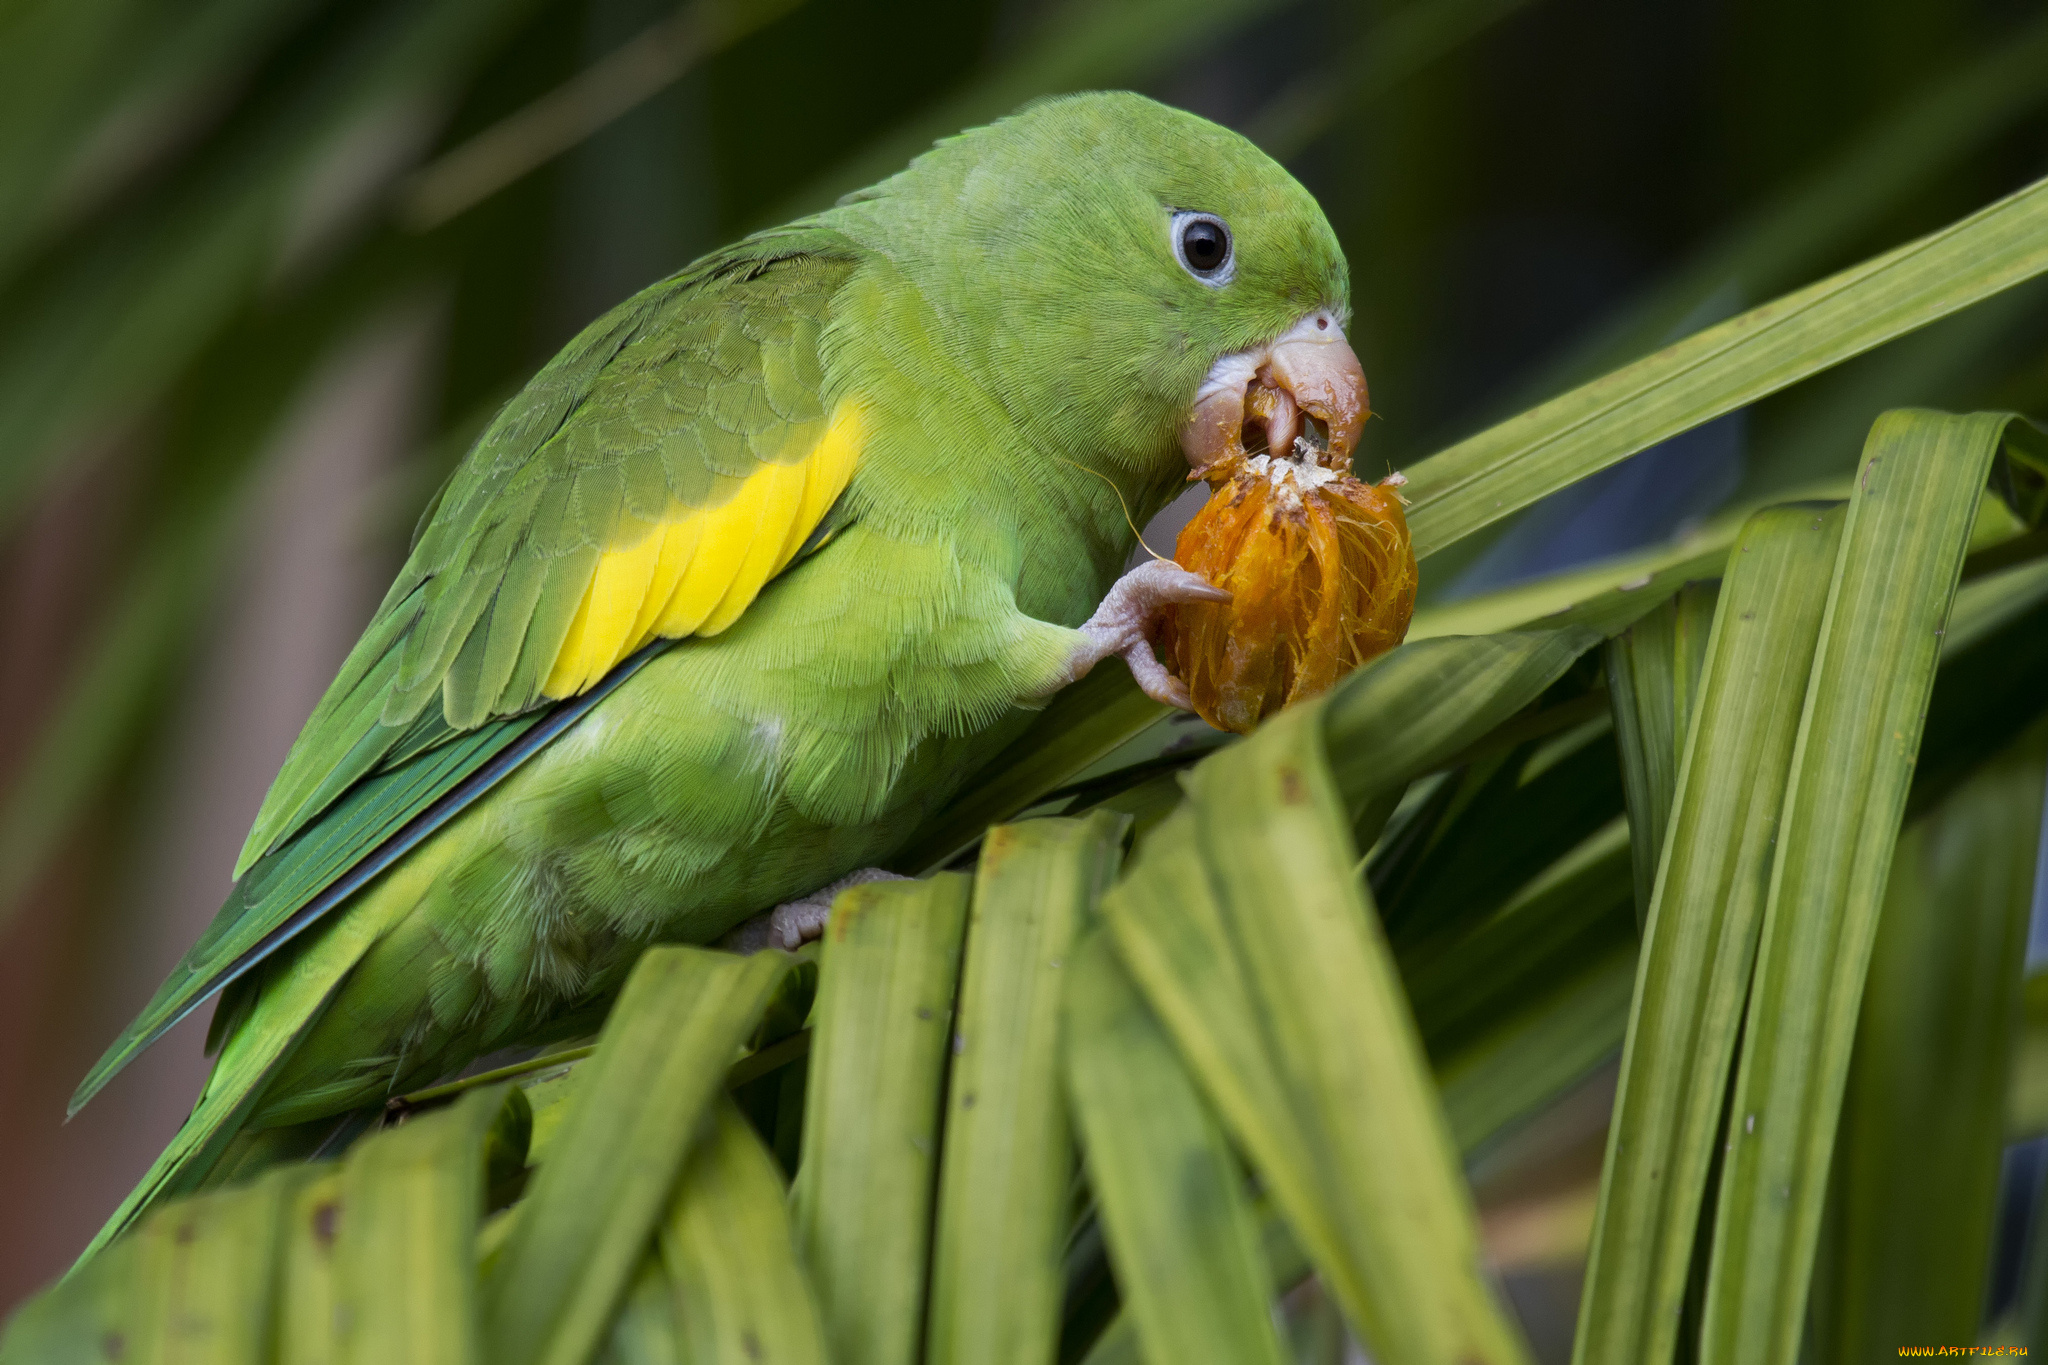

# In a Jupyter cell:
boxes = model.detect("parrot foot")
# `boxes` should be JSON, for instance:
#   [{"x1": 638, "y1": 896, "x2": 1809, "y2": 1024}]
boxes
[
  {"x1": 1063, "y1": 558, "x2": 1230, "y2": 710},
  {"x1": 721, "y1": 868, "x2": 909, "y2": 954}
]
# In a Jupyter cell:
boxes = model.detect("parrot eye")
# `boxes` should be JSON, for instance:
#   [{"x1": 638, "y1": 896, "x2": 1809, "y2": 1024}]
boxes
[{"x1": 1171, "y1": 211, "x2": 1234, "y2": 285}]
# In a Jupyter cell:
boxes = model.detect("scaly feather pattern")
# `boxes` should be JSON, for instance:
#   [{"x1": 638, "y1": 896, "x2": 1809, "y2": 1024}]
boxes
[
  {"x1": 75, "y1": 233, "x2": 863, "y2": 1127},
  {"x1": 237, "y1": 231, "x2": 862, "y2": 878}
]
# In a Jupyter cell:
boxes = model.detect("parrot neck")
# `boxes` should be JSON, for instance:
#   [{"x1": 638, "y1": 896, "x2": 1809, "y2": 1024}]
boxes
[
  {"x1": 824, "y1": 258, "x2": 1194, "y2": 629},
  {"x1": 1006, "y1": 444, "x2": 1186, "y2": 624}
]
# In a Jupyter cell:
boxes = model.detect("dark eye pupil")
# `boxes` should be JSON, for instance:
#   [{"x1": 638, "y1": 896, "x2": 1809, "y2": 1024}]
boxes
[{"x1": 1182, "y1": 221, "x2": 1225, "y2": 271}]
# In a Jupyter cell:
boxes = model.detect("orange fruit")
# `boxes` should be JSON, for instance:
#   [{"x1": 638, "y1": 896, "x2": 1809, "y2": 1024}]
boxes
[{"x1": 1158, "y1": 451, "x2": 1415, "y2": 735}]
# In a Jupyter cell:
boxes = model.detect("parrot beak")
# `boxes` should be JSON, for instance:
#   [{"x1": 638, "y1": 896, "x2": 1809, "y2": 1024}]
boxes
[{"x1": 1178, "y1": 311, "x2": 1369, "y2": 478}]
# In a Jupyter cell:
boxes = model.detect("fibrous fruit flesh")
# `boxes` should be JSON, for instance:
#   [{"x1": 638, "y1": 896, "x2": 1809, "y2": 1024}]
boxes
[{"x1": 1158, "y1": 432, "x2": 1415, "y2": 735}]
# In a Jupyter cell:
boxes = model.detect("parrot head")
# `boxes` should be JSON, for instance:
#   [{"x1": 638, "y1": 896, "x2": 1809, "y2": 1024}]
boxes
[{"x1": 825, "y1": 90, "x2": 1367, "y2": 514}]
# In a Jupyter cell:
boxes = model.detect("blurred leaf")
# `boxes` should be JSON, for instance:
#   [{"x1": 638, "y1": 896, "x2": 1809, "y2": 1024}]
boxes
[
  {"x1": 1436, "y1": 944, "x2": 1636, "y2": 1158},
  {"x1": 1401, "y1": 176, "x2": 2048, "y2": 559},
  {"x1": 793, "y1": 874, "x2": 970, "y2": 1365},
  {"x1": 1320, "y1": 628, "x2": 1601, "y2": 817},
  {"x1": 1405, "y1": 817, "x2": 1633, "y2": 1067},
  {"x1": 398, "y1": 0, "x2": 801, "y2": 229},
  {"x1": 1702, "y1": 410, "x2": 2016, "y2": 1364},
  {"x1": 1948, "y1": 545, "x2": 2048, "y2": 651},
  {"x1": 1574, "y1": 501, "x2": 1845, "y2": 1365},
  {"x1": 660, "y1": 1099, "x2": 827, "y2": 1365},
  {"x1": 276, "y1": 1166, "x2": 344, "y2": 1365},
  {"x1": 764, "y1": 0, "x2": 1289, "y2": 225},
  {"x1": 928, "y1": 814, "x2": 1127, "y2": 1365},
  {"x1": 1738, "y1": 277, "x2": 2048, "y2": 501},
  {"x1": 1410, "y1": 531, "x2": 1735, "y2": 641},
  {"x1": 1605, "y1": 581, "x2": 1718, "y2": 926},
  {"x1": 1409, "y1": 473, "x2": 1858, "y2": 642},
  {"x1": 1398, "y1": 809, "x2": 1638, "y2": 1154},
  {"x1": 0, "y1": 1249, "x2": 128, "y2": 1364},
  {"x1": 482, "y1": 946, "x2": 795, "y2": 1365},
  {"x1": 1908, "y1": 551, "x2": 2048, "y2": 818},
  {"x1": 2009, "y1": 974, "x2": 2048, "y2": 1140},
  {"x1": 1063, "y1": 929, "x2": 1288, "y2": 1365},
  {"x1": 132, "y1": 1164, "x2": 304, "y2": 1364},
  {"x1": 1808, "y1": 723, "x2": 2047, "y2": 1361},
  {"x1": 0, "y1": 247, "x2": 438, "y2": 933},
  {"x1": 336, "y1": 1085, "x2": 513, "y2": 1364},
  {"x1": 1107, "y1": 704, "x2": 1530, "y2": 1364},
  {"x1": 0, "y1": 515, "x2": 228, "y2": 926},
  {"x1": 0, "y1": 0, "x2": 537, "y2": 527},
  {"x1": 595, "y1": 1258, "x2": 680, "y2": 1365},
  {"x1": 0, "y1": 1161, "x2": 302, "y2": 1365},
  {"x1": 1499, "y1": 8, "x2": 2048, "y2": 424},
  {"x1": 1245, "y1": 0, "x2": 1536, "y2": 160},
  {"x1": 2003, "y1": 420, "x2": 2048, "y2": 522},
  {"x1": 1372, "y1": 718, "x2": 1623, "y2": 954},
  {"x1": 0, "y1": 0, "x2": 318, "y2": 272},
  {"x1": 1078, "y1": 1319, "x2": 1140, "y2": 1365}
]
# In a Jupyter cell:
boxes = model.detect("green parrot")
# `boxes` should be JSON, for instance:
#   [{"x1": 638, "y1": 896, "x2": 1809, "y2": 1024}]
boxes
[{"x1": 73, "y1": 89, "x2": 1367, "y2": 1254}]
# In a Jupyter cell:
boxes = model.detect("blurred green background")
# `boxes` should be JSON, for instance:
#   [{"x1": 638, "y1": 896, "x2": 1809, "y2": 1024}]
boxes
[{"x1": 0, "y1": 0, "x2": 2044, "y2": 1327}]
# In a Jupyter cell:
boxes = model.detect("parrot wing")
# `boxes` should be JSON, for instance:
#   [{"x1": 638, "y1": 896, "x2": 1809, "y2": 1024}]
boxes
[
  {"x1": 253, "y1": 227, "x2": 867, "y2": 869},
  {"x1": 73, "y1": 229, "x2": 865, "y2": 1115}
]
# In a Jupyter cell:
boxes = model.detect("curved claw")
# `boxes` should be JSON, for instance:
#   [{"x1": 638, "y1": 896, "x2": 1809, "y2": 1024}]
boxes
[
  {"x1": 1059, "y1": 559, "x2": 1229, "y2": 711},
  {"x1": 1117, "y1": 636, "x2": 1193, "y2": 709}
]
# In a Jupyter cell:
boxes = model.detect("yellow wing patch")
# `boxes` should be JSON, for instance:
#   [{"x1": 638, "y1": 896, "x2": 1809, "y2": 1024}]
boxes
[{"x1": 542, "y1": 398, "x2": 866, "y2": 697}]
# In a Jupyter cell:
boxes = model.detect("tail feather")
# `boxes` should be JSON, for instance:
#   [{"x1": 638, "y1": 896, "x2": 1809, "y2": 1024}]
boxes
[
  {"x1": 199, "y1": 1112, "x2": 362, "y2": 1192},
  {"x1": 73, "y1": 903, "x2": 388, "y2": 1269}
]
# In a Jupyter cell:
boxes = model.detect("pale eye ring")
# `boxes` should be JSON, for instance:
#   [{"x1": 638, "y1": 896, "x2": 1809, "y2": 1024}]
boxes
[{"x1": 1170, "y1": 210, "x2": 1234, "y2": 286}]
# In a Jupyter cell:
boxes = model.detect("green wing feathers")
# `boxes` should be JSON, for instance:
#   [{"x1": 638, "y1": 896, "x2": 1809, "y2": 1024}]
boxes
[
  {"x1": 76, "y1": 853, "x2": 414, "y2": 1264},
  {"x1": 76, "y1": 230, "x2": 865, "y2": 1143},
  {"x1": 237, "y1": 235, "x2": 860, "y2": 876},
  {"x1": 70, "y1": 705, "x2": 547, "y2": 1116}
]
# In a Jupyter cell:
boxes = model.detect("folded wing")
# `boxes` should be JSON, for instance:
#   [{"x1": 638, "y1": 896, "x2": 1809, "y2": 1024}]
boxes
[{"x1": 74, "y1": 231, "x2": 866, "y2": 1114}]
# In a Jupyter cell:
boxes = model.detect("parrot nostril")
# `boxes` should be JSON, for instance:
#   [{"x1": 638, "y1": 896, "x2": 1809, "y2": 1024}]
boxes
[{"x1": 1316, "y1": 316, "x2": 1328, "y2": 330}]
